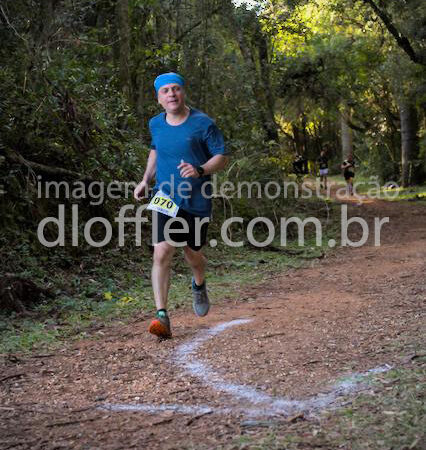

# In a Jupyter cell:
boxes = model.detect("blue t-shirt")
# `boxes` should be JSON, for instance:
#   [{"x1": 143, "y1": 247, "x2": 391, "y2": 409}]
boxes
[{"x1": 149, "y1": 108, "x2": 227, "y2": 217}]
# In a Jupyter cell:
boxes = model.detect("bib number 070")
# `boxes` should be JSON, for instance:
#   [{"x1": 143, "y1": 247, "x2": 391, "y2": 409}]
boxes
[
  {"x1": 153, "y1": 197, "x2": 174, "y2": 210},
  {"x1": 147, "y1": 190, "x2": 179, "y2": 217}
]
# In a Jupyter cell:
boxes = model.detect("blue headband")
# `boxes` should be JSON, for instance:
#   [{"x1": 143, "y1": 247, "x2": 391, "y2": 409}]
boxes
[{"x1": 154, "y1": 72, "x2": 185, "y2": 94}]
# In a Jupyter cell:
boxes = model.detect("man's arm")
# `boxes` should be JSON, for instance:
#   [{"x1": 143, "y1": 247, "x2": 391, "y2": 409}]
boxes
[
  {"x1": 134, "y1": 149, "x2": 157, "y2": 200},
  {"x1": 178, "y1": 154, "x2": 229, "y2": 178}
]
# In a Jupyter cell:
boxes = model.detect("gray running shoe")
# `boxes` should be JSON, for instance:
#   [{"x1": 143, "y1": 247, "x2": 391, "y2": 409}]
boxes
[{"x1": 192, "y1": 277, "x2": 210, "y2": 317}]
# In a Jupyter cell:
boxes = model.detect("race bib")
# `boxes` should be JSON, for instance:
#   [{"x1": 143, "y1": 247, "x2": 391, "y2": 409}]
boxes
[{"x1": 147, "y1": 190, "x2": 179, "y2": 217}]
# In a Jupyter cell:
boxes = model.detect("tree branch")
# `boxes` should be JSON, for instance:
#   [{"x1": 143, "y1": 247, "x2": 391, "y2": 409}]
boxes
[
  {"x1": 362, "y1": 0, "x2": 424, "y2": 66},
  {"x1": 0, "y1": 3, "x2": 29, "y2": 45},
  {"x1": 347, "y1": 118, "x2": 367, "y2": 132},
  {"x1": 175, "y1": 4, "x2": 223, "y2": 42},
  {"x1": 277, "y1": 122, "x2": 296, "y2": 141},
  {"x1": 3, "y1": 148, "x2": 91, "y2": 180}
]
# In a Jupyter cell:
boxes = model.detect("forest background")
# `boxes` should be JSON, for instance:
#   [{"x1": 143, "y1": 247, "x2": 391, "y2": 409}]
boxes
[{"x1": 0, "y1": 0, "x2": 425, "y2": 350}]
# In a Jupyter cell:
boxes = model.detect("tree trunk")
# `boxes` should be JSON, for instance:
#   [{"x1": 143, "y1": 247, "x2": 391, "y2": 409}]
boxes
[
  {"x1": 256, "y1": 25, "x2": 279, "y2": 142},
  {"x1": 292, "y1": 124, "x2": 303, "y2": 155},
  {"x1": 39, "y1": 0, "x2": 58, "y2": 48},
  {"x1": 399, "y1": 99, "x2": 418, "y2": 187},
  {"x1": 134, "y1": 7, "x2": 150, "y2": 124},
  {"x1": 340, "y1": 103, "x2": 353, "y2": 160},
  {"x1": 116, "y1": 0, "x2": 131, "y2": 99},
  {"x1": 226, "y1": 9, "x2": 279, "y2": 143},
  {"x1": 27, "y1": 0, "x2": 60, "y2": 84},
  {"x1": 301, "y1": 112, "x2": 308, "y2": 155}
]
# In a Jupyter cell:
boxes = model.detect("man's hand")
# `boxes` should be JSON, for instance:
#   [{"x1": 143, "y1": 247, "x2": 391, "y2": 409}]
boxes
[
  {"x1": 178, "y1": 160, "x2": 200, "y2": 178},
  {"x1": 134, "y1": 180, "x2": 149, "y2": 200}
]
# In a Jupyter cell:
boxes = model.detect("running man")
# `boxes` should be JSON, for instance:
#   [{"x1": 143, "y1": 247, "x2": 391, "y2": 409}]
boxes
[
  {"x1": 341, "y1": 155, "x2": 355, "y2": 195},
  {"x1": 317, "y1": 150, "x2": 329, "y2": 190},
  {"x1": 134, "y1": 72, "x2": 229, "y2": 339}
]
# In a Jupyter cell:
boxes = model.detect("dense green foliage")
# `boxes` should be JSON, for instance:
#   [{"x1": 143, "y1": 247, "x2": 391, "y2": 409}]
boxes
[{"x1": 0, "y1": 0, "x2": 425, "y2": 265}]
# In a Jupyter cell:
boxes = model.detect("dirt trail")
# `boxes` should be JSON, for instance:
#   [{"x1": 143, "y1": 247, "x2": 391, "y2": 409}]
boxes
[{"x1": 1, "y1": 192, "x2": 425, "y2": 449}]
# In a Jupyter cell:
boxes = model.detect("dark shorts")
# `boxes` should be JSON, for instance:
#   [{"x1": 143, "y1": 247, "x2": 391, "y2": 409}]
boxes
[
  {"x1": 152, "y1": 209, "x2": 209, "y2": 251},
  {"x1": 344, "y1": 171, "x2": 355, "y2": 180}
]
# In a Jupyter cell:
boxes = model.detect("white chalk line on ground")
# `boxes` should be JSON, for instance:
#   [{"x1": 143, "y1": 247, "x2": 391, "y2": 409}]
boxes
[{"x1": 101, "y1": 319, "x2": 391, "y2": 417}]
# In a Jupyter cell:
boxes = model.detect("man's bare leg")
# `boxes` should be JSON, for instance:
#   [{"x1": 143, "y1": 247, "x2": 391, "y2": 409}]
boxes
[
  {"x1": 347, "y1": 178, "x2": 353, "y2": 196},
  {"x1": 149, "y1": 241, "x2": 176, "y2": 338},
  {"x1": 184, "y1": 246, "x2": 210, "y2": 317},
  {"x1": 184, "y1": 246, "x2": 207, "y2": 286},
  {"x1": 152, "y1": 241, "x2": 176, "y2": 310}
]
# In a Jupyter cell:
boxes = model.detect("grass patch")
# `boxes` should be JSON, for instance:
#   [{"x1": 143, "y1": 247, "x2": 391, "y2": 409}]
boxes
[
  {"x1": 212, "y1": 362, "x2": 425, "y2": 450},
  {"x1": 350, "y1": 178, "x2": 426, "y2": 202},
  {"x1": 326, "y1": 175, "x2": 426, "y2": 202},
  {"x1": 377, "y1": 185, "x2": 426, "y2": 202},
  {"x1": 325, "y1": 365, "x2": 426, "y2": 450}
]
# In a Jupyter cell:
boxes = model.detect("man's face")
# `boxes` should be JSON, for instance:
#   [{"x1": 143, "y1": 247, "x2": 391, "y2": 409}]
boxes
[{"x1": 157, "y1": 83, "x2": 185, "y2": 113}]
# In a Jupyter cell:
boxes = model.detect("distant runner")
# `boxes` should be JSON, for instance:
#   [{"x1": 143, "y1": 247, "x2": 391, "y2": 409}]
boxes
[
  {"x1": 134, "y1": 72, "x2": 229, "y2": 339},
  {"x1": 341, "y1": 155, "x2": 355, "y2": 195},
  {"x1": 293, "y1": 154, "x2": 308, "y2": 181},
  {"x1": 317, "y1": 150, "x2": 329, "y2": 190}
]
